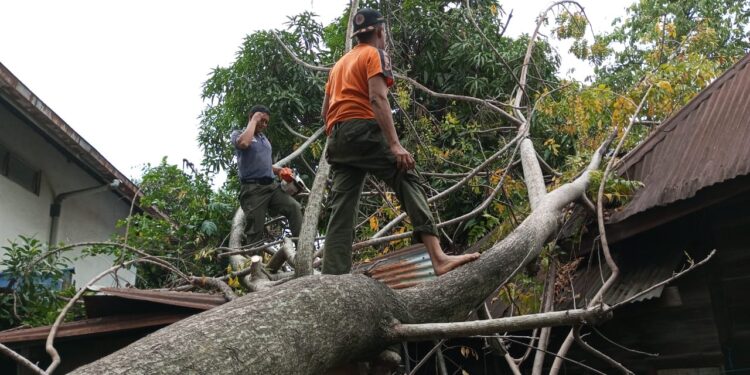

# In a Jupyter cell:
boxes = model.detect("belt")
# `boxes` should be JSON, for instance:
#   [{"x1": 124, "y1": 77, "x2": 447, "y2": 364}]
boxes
[{"x1": 241, "y1": 177, "x2": 274, "y2": 185}]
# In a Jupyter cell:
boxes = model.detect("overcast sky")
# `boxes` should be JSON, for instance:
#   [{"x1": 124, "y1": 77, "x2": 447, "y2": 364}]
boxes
[{"x1": 0, "y1": 0, "x2": 634, "y2": 183}]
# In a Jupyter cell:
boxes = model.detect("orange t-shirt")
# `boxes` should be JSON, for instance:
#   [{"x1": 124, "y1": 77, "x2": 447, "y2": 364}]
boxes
[{"x1": 324, "y1": 43, "x2": 394, "y2": 134}]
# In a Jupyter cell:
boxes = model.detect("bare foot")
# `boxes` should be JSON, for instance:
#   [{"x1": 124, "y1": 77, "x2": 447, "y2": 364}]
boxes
[{"x1": 433, "y1": 252, "x2": 480, "y2": 276}]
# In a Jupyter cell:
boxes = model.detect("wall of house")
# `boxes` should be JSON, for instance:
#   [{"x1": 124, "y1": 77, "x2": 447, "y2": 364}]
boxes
[{"x1": 0, "y1": 101, "x2": 136, "y2": 287}]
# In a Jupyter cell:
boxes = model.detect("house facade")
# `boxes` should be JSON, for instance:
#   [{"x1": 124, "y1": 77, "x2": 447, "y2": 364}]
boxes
[{"x1": 0, "y1": 62, "x2": 161, "y2": 288}]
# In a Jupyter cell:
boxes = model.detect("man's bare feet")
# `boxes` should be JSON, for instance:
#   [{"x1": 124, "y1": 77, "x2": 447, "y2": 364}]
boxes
[{"x1": 433, "y1": 252, "x2": 480, "y2": 276}]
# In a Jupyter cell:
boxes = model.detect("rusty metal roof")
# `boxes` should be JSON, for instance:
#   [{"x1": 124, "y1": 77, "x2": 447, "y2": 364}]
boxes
[
  {"x1": 0, "y1": 288, "x2": 226, "y2": 344},
  {"x1": 356, "y1": 244, "x2": 437, "y2": 289},
  {"x1": 0, "y1": 62, "x2": 170, "y2": 221},
  {"x1": 92, "y1": 287, "x2": 227, "y2": 311},
  {"x1": 0, "y1": 313, "x2": 189, "y2": 344},
  {"x1": 610, "y1": 53, "x2": 750, "y2": 224}
]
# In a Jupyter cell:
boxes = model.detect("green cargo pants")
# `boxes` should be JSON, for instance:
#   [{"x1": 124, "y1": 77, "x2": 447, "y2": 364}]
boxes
[
  {"x1": 239, "y1": 182, "x2": 303, "y2": 246},
  {"x1": 322, "y1": 118, "x2": 438, "y2": 275}
]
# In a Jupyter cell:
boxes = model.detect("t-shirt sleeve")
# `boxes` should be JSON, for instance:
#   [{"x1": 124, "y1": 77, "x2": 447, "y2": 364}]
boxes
[
  {"x1": 230, "y1": 130, "x2": 241, "y2": 149},
  {"x1": 366, "y1": 47, "x2": 394, "y2": 87}
]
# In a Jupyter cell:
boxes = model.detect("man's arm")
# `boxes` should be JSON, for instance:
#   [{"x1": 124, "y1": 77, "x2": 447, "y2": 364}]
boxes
[
  {"x1": 235, "y1": 112, "x2": 268, "y2": 149},
  {"x1": 368, "y1": 75, "x2": 415, "y2": 170}
]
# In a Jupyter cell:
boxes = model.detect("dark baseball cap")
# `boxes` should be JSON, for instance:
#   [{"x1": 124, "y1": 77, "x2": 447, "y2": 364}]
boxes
[
  {"x1": 248, "y1": 105, "x2": 270, "y2": 117},
  {"x1": 351, "y1": 8, "x2": 385, "y2": 37}
]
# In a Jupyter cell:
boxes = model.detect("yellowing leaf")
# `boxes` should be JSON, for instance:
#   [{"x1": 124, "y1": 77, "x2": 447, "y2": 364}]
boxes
[
  {"x1": 228, "y1": 276, "x2": 240, "y2": 288},
  {"x1": 658, "y1": 80, "x2": 673, "y2": 93},
  {"x1": 369, "y1": 216, "x2": 379, "y2": 231}
]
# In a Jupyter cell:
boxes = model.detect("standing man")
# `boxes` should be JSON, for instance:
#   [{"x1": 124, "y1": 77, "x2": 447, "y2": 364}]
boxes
[
  {"x1": 320, "y1": 9, "x2": 479, "y2": 276},
  {"x1": 231, "y1": 105, "x2": 303, "y2": 246}
]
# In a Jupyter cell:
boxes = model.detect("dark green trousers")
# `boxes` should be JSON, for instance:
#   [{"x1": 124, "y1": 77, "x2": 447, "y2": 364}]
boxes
[
  {"x1": 239, "y1": 182, "x2": 303, "y2": 245},
  {"x1": 322, "y1": 119, "x2": 438, "y2": 275}
]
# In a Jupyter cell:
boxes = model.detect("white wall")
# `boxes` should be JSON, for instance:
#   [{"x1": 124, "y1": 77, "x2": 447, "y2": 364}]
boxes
[{"x1": 0, "y1": 102, "x2": 136, "y2": 288}]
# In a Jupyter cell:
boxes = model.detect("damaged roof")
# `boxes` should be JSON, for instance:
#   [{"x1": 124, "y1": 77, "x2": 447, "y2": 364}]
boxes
[
  {"x1": 0, "y1": 288, "x2": 226, "y2": 344},
  {"x1": 610, "y1": 53, "x2": 750, "y2": 224}
]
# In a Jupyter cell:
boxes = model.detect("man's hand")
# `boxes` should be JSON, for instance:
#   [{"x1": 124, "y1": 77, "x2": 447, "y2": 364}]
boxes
[
  {"x1": 279, "y1": 167, "x2": 295, "y2": 182},
  {"x1": 251, "y1": 111, "x2": 270, "y2": 133},
  {"x1": 390, "y1": 143, "x2": 415, "y2": 171}
]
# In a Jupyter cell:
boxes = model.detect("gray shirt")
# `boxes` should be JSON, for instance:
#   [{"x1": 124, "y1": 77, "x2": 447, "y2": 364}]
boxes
[{"x1": 231, "y1": 130, "x2": 273, "y2": 179}]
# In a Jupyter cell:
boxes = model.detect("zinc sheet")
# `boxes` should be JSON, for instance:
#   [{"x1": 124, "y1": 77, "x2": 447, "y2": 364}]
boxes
[{"x1": 355, "y1": 244, "x2": 437, "y2": 289}]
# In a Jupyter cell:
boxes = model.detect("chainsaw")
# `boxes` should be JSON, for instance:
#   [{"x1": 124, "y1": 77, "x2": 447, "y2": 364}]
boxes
[{"x1": 280, "y1": 170, "x2": 310, "y2": 196}]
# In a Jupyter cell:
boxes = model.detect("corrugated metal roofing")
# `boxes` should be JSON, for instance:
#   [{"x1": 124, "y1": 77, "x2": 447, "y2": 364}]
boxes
[
  {"x1": 94, "y1": 287, "x2": 227, "y2": 310},
  {"x1": 556, "y1": 247, "x2": 684, "y2": 310},
  {"x1": 355, "y1": 244, "x2": 437, "y2": 289},
  {"x1": 610, "y1": 53, "x2": 750, "y2": 223},
  {"x1": 0, "y1": 288, "x2": 227, "y2": 344},
  {"x1": 0, "y1": 313, "x2": 189, "y2": 344}
]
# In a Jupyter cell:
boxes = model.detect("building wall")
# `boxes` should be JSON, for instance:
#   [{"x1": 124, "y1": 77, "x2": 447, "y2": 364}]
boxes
[{"x1": 0, "y1": 101, "x2": 136, "y2": 287}]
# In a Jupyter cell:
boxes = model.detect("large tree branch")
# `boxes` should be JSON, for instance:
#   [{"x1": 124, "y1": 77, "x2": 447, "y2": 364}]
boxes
[
  {"x1": 387, "y1": 307, "x2": 610, "y2": 342},
  {"x1": 274, "y1": 124, "x2": 325, "y2": 168},
  {"x1": 398, "y1": 138, "x2": 608, "y2": 323},
  {"x1": 521, "y1": 138, "x2": 547, "y2": 209},
  {"x1": 227, "y1": 208, "x2": 255, "y2": 289}
]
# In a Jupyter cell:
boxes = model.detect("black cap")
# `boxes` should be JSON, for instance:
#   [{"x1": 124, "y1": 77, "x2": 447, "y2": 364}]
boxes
[
  {"x1": 351, "y1": 8, "x2": 385, "y2": 37},
  {"x1": 248, "y1": 104, "x2": 270, "y2": 117}
]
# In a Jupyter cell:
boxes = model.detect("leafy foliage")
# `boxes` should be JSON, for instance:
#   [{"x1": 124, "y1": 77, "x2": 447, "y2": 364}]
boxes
[
  {"x1": 106, "y1": 159, "x2": 235, "y2": 288},
  {"x1": 0, "y1": 236, "x2": 81, "y2": 329},
  {"x1": 595, "y1": 0, "x2": 750, "y2": 91}
]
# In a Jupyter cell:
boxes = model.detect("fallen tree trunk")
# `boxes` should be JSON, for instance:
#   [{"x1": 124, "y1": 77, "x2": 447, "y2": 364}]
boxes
[{"x1": 71, "y1": 142, "x2": 603, "y2": 375}]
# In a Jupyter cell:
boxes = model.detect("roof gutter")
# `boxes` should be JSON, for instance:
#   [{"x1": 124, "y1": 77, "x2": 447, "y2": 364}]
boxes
[{"x1": 49, "y1": 179, "x2": 121, "y2": 246}]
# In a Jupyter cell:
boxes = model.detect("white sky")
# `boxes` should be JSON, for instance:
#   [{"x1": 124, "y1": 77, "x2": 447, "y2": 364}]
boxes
[{"x1": 0, "y1": 0, "x2": 633, "y2": 183}]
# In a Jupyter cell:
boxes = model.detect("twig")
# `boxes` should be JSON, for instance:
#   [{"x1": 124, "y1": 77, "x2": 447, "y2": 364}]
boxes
[
  {"x1": 217, "y1": 239, "x2": 283, "y2": 257},
  {"x1": 384, "y1": 136, "x2": 519, "y2": 240},
  {"x1": 550, "y1": 86, "x2": 652, "y2": 375},
  {"x1": 408, "y1": 339, "x2": 445, "y2": 375},
  {"x1": 501, "y1": 336, "x2": 608, "y2": 375},
  {"x1": 45, "y1": 256, "x2": 181, "y2": 374},
  {"x1": 531, "y1": 257, "x2": 556, "y2": 375},
  {"x1": 272, "y1": 31, "x2": 523, "y2": 127},
  {"x1": 281, "y1": 118, "x2": 311, "y2": 140},
  {"x1": 611, "y1": 249, "x2": 716, "y2": 309},
  {"x1": 596, "y1": 87, "x2": 652, "y2": 299},
  {"x1": 591, "y1": 326, "x2": 659, "y2": 357},
  {"x1": 573, "y1": 326, "x2": 634, "y2": 374},
  {"x1": 0, "y1": 343, "x2": 45, "y2": 375},
  {"x1": 355, "y1": 144, "x2": 520, "y2": 250},
  {"x1": 123, "y1": 185, "x2": 142, "y2": 246}
]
